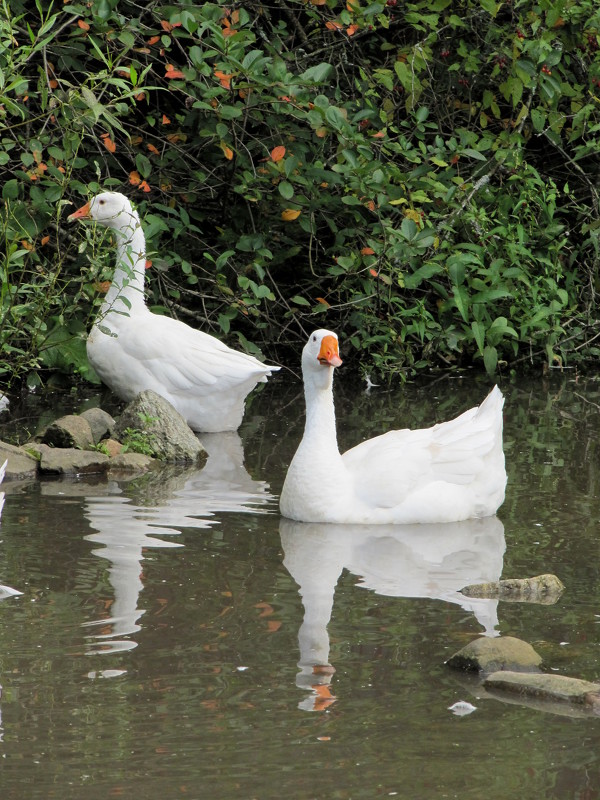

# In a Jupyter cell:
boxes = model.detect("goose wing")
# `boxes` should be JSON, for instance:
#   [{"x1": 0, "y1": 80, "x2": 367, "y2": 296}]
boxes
[{"x1": 342, "y1": 387, "x2": 504, "y2": 509}]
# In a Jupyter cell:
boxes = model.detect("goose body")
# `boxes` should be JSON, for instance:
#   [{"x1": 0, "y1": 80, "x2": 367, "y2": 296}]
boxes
[
  {"x1": 69, "y1": 192, "x2": 279, "y2": 432},
  {"x1": 280, "y1": 330, "x2": 507, "y2": 525}
]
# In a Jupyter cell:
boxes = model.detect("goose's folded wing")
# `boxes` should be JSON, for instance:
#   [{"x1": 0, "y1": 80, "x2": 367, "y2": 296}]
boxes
[
  {"x1": 117, "y1": 315, "x2": 279, "y2": 395},
  {"x1": 342, "y1": 387, "x2": 504, "y2": 509}
]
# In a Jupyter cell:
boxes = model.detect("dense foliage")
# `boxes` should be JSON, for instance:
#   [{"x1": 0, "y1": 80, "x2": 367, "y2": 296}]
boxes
[{"x1": 2, "y1": 0, "x2": 600, "y2": 387}]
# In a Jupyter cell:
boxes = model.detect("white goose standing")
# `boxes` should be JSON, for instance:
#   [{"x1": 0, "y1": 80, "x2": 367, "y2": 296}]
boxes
[
  {"x1": 69, "y1": 192, "x2": 279, "y2": 432},
  {"x1": 280, "y1": 329, "x2": 507, "y2": 524}
]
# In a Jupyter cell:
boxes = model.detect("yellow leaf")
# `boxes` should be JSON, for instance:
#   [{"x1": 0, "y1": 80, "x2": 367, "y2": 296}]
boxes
[
  {"x1": 281, "y1": 208, "x2": 301, "y2": 221},
  {"x1": 404, "y1": 208, "x2": 422, "y2": 224}
]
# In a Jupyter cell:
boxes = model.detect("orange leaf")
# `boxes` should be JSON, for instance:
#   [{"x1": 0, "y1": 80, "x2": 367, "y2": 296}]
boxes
[
  {"x1": 145, "y1": 260, "x2": 152, "y2": 269},
  {"x1": 316, "y1": 297, "x2": 330, "y2": 307},
  {"x1": 100, "y1": 133, "x2": 116, "y2": 153},
  {"x1": 214, "y1": 69, "x2": 233, "y2": 89},
  {"x1": 267, "y1": 620, "x2": 282, "y2": 633},
  {"x1": 369, "y1": 268, "x2": 378, "y2": 277},
  {"x1": 147, "y1": 143, "x2": 160, "y2": 155},
  {"x1": 148, "y1": 35, "x2": 160, "y2": 45},
  {"x1": 361, "y1": 247, "x2": 375, "y2": 255},
  {"x1": 165, "y1": 66, "x2": 185, "y2": 79},
  {"x1": 326, "y1": 20, "x2": 343, "y2": 30},
  {"x1": 77, "y1": 19, "x2": 90, "y2": 31},
  {"x1": 282, "y1": 208, "x2": 301, "y2": 221},
  {"x1": 32, "y1": 149, "x2": 42, "y2": 164},
  {"x1": 129, "y1": 170, "x2": 142, "y2": 185},
  {"x1": 48, "y1": 79, "x2": 58, "y2": 89},
  {"x1": 95, "y1": 280, "x2": 111, "y2": 293},
  {"x1": 346, "y1": 24, "x2": 359, "y2": 35},
  {"x1": 254, "y1": 602, "x2": 274, "y2": 617},
  {"x1": 21, "y1": 240, "x2": 34, "y2": 251},
  {"x1": 220, "y1": 142, "x2": 234, "y2": 160},
  {"x1": 371, "y1": 130, "x2": 386, "y2": 138},
  {"x1": 41, "y1": 235, "x2": 50, "y2": 246},
  {"x1": 315, "y1": 127, "x2": 328, "y2": 138},
  {"x1": 270, "y1": 145, "x2": 286, "y2": 162},
  {"x1": 134, "y1": 92, "x2": 146, "y2": 101},
  {"x1": 130, "y1": 135, "x2": 143, "y2": 145},
  {"x1": 311, "y1": 0, "x2": 327, "y2": 4},
  {"x1": 139, "y1": 181, "x2": 151, "y2": 193},
  {"x1": 160, "y1": 20, "x2": 173, "y2": 31},
  {"x1": 161, "y1": 114, "x2": 171, "y2": 125}
]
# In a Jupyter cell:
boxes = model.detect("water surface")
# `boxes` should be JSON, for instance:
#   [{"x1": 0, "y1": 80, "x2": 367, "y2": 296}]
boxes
[{"x1": 0, "y1": 373, "x2": 599, "y2": 799}]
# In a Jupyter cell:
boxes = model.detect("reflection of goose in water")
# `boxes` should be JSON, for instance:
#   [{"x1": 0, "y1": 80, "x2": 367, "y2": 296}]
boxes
[
  {"x1": 80, "y1": 433, "x2": 275, "y2": 655},
  {"x1": 0, "y1": 460, "x2": 22, "y2": 601},
  {"x1": 281, "y1": 516, "x2": 505, "y2": 711}
]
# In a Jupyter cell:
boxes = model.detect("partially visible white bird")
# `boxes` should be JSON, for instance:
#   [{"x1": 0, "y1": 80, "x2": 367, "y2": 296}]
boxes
[
  {"x1": 69, "y1": 192, "x2": 279, "y2": 432},
  {"x1": 280, "y1": 329, "x2": 507, "y2": 524},
  {"x1": 0, "y1": 459, "x2": 6, "y2": 521}
]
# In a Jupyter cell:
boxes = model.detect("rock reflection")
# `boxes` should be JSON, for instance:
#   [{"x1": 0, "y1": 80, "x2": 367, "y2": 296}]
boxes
[
  {"x1": 281, "y1": 516, "x2": 505, "y2": 711},
  {"x1": 74, "y1": 432, "x2": 274, "y2": 655}
]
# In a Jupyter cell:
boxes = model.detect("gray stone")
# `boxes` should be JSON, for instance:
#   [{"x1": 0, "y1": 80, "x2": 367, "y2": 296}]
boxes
[
  {"x1": 446, "y1": 636, "x2": 543, "y2": 674},
  {"x1": 37, "y1": 445, "x2": 109, "y2": 476},
  {"x1": 113, "y1": 390, "x2": 205, "y2": 463},
  {"x1": 42, "y1": 415, "x2": 94, "y2": 450},
  {"x1": 107, "y1": 453, "x2": 155, "y2": 474},
  {"x1": 484, "y1": 671, "x2": 600, "y2": 715},
  {"x1": 80, "y1": 407, "x2": 115, "y2": 444},
  {"x1": 461, "y1": 574, "x2": 565, "y2": 605},
  {"x1": 0, "y1": 441, "x2": 39, "y2": 480}
]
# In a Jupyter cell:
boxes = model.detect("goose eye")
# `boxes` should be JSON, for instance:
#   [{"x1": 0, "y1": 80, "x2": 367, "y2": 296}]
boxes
[
  {"x1": 312, "y1": 335, "x2": 316, "y2": 341},
  {"x1": 99, "y1": 200, "x2": 105, "y2": 205}
]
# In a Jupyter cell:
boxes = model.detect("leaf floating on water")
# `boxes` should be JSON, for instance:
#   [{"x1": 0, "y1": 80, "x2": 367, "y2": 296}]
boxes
[{"x1": 448, "y1": 701, "x2": 477, "y2": 716}]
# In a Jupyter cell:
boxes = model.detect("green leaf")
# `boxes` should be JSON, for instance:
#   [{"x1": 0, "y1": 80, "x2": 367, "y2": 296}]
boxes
[
  {"x1": 278, "y1": 181, "x2": 294, "y2": 200},
  {"x1": 483, "y1": 345, "x2": 498, "y2": 374}
]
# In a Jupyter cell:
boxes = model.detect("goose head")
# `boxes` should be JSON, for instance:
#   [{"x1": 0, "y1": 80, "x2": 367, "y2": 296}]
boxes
[
  {"x1": 302, "y1": 329, "x2": 343, "y2": 391},
  {"x1": 69, "y1": 192, "x2": 138, "y2": 233}
]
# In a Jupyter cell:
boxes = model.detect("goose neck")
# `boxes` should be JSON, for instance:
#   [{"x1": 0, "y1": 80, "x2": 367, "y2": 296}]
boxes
[
  {"x1": 102, "y1": 213, "x2": 147, "y2": 315},
  {"x1": 303, "y1": 377, "x2": 339, "y2": 449}
]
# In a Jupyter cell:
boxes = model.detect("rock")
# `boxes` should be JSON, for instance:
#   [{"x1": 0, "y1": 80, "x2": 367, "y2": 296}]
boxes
[
  {"x1": 107, "y1": 453, "x2": 155, "y2": 475},
  {"x1": 445, "y1": 636, "x2": 543, "y2": 674},
  {"x1": 0, "y1": 441, "x2": 39, "y2": 480},
  {"x1": 80, "y1": 408, "x2": 115, "y2": 444},
  {"x1": 113, "y1": 390, "x2": 206, "y2": 463},
  {"x1": 461, "y1": 574, "x2": 565, "y2": 605},
  {"x1": 42, "y1": 415, "x2": 94, "y2": 450},
  {"x1": 102, "y1": 439, "x2": 123, "y2": 457},
  {"x1": 484, "y1": 671, "x2": 600, "y2": 715},
  {"x1": 36, "y1": 444, "x2": 109, "y2": 476}
]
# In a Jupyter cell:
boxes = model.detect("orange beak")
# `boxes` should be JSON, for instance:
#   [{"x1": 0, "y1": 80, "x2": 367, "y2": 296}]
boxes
[
  {"x1": 318, "y1": 335, "x2": 342, "y2": 367},
  {"x1": 68, "y1": 201, "x2": 91, "y2": 221}
]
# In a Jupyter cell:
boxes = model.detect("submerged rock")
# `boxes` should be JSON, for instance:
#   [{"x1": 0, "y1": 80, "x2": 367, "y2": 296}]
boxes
[
  {"x1": 107, "y1": 453, "x2": 155, "y2": 475},
  {"x1": 484, "y1": 671, "x2": 600, "y2": 715},
  {"x1": 113, "y1": 390, "x2": 206, "y2": 464},
  {"x1": 0, "y1": 442, "x2": 39, "y2": 480},
  {"x1": 35, "y1": 444, "x2": 109, "y2": 476},
  {"x1": 446, "y1": 636, "x2": 543, "y2": 674},
  {"x1": 460, "y1": 574, "x2": 565, "y2": 605}
]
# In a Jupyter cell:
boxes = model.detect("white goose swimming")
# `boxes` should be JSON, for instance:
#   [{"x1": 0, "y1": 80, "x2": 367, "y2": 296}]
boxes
[
  {"x1": 279, "y1": 329, "x2": 507, "y2": 524},
  {"x1": 69, "y1": 192, "x2": 279, "y2": 432}
]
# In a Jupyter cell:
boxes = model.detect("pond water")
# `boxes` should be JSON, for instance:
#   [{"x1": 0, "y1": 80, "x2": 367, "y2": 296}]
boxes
[{"x1": 0, "y1": 371, "x2": 599, "y2": 799}]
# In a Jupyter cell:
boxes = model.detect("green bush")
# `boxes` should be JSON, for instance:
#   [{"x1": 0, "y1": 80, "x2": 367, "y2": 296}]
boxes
[{"x1": 2, "y1": 0, "x2": 600, "y2": 386}]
